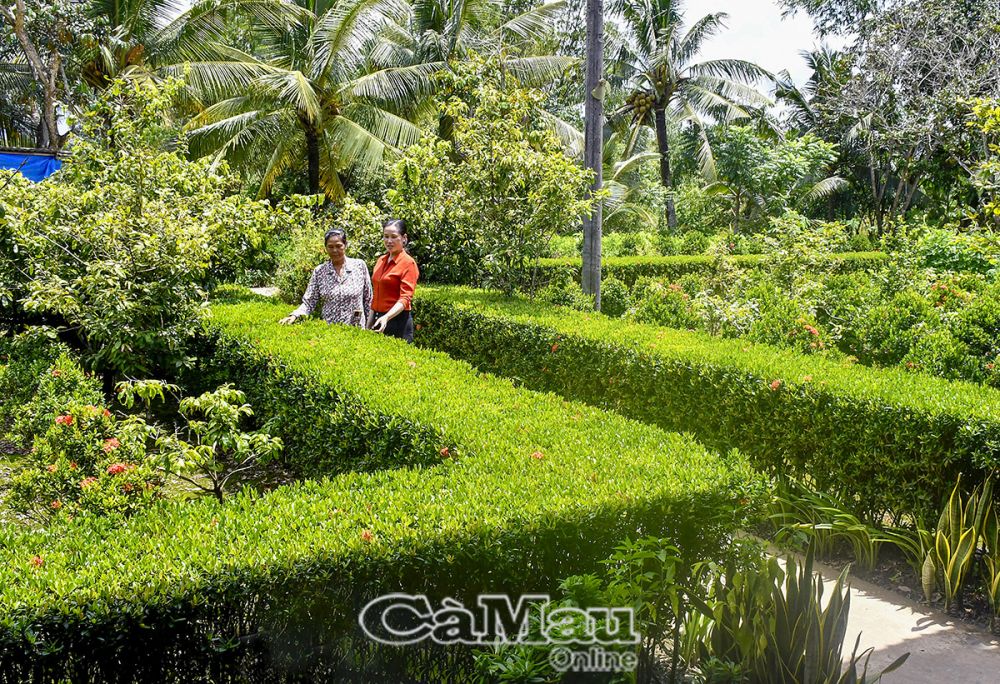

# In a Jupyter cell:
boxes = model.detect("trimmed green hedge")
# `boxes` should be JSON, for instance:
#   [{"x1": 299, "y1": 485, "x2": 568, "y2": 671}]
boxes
[
  {"x1": 0, "y1": 296, "x2": 760, "y2": 682},
  {"x1": 415, "y1": 287, "x2": 1000, "y2": 522},
  {"x1": 534, "y1": 252, "x2": 888, "y2": 287}
]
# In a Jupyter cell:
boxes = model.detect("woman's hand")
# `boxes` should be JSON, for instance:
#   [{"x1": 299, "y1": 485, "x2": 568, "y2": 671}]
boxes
[
  {"x1": 371, "y1": 315, "x2": 388, "y2": 333},
  {"x1": 279, "y1": 314, "x2": 298, "y2": 325}
]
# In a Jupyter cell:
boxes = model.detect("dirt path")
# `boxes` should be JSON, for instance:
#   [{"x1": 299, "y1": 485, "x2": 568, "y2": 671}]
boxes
[{"x1": 813, "y1": 559, "x2": 1000, "y2": 682}]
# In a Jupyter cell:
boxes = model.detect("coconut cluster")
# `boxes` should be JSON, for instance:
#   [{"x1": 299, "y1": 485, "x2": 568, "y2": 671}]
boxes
[{"x1": 627, "y1": 91, "x2": 656, "y2": 117}]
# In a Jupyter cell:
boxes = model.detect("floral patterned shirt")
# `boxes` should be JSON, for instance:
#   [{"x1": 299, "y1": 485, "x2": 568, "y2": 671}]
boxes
[{"x1": 291, "y1": 258, "x2": 372, "y2": 327}]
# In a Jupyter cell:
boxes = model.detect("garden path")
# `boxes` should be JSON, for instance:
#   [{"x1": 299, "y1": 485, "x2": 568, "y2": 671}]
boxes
[{"x1": 814, "y1": 559, "x2": 1000, "y2": 683}]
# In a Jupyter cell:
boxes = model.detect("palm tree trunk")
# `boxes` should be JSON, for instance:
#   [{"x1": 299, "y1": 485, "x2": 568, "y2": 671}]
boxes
[
  {"x1": 654, "y1": 107, "x2": 677, "y2": 230},
  {"x1": 305, "y1": 128, "x2": 320, "y2": 195}
]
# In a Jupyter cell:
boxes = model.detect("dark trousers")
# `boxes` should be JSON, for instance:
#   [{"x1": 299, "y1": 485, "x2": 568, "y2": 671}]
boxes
[{"x1": 373, "y1": 310, "x2": 414, "y2": 343}]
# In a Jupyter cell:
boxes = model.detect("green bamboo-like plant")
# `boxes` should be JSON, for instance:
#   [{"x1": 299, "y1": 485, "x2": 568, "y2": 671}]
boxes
[
  {"x1": 692, "y1": 546, "x2": 909, "y2": 683},
  {"x1": 928, "y1": 476, "x2": 993, "y2": 613},
  {"x1": 981, "y1": 506, "x2": 1000, "y2": 634}
]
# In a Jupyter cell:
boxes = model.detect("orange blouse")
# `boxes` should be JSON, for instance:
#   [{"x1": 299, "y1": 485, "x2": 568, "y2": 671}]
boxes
[{"x1": 372, "y1": 251, "x2": 419, "y2": 312}]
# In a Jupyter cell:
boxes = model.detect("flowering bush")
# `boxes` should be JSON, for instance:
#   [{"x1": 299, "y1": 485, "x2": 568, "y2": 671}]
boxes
[
  {"x1": 8, "y1": 400, "x2": 162, "y2": 520},
  {"x1": 11, "y1": 352, "x2": 104, "y2": 445}
]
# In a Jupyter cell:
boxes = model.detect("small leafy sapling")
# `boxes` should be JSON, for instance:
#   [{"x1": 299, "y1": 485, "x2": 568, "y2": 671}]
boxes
[{"x1": 157, "y1": 385, "x2": 282, "y2": 502}]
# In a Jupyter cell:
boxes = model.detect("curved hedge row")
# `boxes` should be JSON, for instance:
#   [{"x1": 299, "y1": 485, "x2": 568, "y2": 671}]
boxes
[
  {"x1": 0, "y1": 296, "x2": 761, "y2": 682},
  {"x1": 534, "y1": 252, "x2": 888, "y2": 286},
  {"x1": 414, "y1": 287, "x2": 1000, "y2": 522}
]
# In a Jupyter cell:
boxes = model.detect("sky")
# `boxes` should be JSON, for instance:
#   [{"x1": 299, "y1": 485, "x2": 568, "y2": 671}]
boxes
[{"x1": 686, "y1": 0, "x2": 848, "y2": 89}]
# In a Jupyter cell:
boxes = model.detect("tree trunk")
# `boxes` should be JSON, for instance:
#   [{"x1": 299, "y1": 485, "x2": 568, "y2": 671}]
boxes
[
  {"x1": 1, "y1": 0, "x2": 67, "y2": 151},
  {"x1": 654, "y1": 107, "x2": 676, "y2": 230},
  {"x1": 580, "y1": 0, "x2": 604, "y2": 310},
  {"x1": 305, "y1": 127, "x2": 320, "y2": 195}
]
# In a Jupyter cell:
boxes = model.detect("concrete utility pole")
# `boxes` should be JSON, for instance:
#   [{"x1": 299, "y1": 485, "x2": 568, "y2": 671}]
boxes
[{"x1": 581, "y1": 0, "x2": 603, "y2": 310}]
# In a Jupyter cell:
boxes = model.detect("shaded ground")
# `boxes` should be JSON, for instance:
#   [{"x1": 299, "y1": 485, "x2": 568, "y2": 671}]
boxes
[{"x1": 811, "y1": 559, "x2": 1000, "y2": 683}]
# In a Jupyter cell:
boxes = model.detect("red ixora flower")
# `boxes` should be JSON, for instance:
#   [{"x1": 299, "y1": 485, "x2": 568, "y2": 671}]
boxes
[
  {"x1": 46, "y1": 464, "x2": 58, "y2": 473},
  {"x1": 102, "y1": 408, "x2": 111, "y2": 418},
  {"x1": 769, "y1": 380, "x2": 782, "y2": 391},
  {"x1": 530, "y1": 451, "x2": 545, "y2": 460},
  {"x1": 550, "y1": 343, "x2": 559, "y2": 353},
  {"x1": 79, "y1": 476, "x2": 98, "y2": 489},
  {"x1": 30, "y1": 555, "x2": 43, "y2": 568},
  {"x1": 50, "y1": 500, "x2": 62, "y2": 510},
  {"x1": 102, "y1": 437, "x2": 121, "y2": 453},
  {"x1": 439, "y1": 447, "x2": 450, "y2": 458},
  {"x1": 51, "y1": 369, "x2": 61, "y2": 377},
  {"x1": 360, "y1": 529, "x2": 374, "y2": 543},
  {"x1": 69, "y1": 461, "x2": 78, "y2": 470},
  {"x1": 54, "y1": 414, "x2": 73, "y2": 426},
  {"x1": 106, "y1": 462, "x2": 130, "y2": 475}
]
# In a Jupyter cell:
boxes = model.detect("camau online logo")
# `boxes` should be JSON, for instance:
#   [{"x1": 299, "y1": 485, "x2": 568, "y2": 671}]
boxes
[{"x1": 358, "y1": 593, "x2": 641, "y2": 673}]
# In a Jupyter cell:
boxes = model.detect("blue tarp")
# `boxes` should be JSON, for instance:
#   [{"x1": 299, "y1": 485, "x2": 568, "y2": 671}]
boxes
[{"x1": 0, "y1": 152, "x2": 61, "y2": 182}]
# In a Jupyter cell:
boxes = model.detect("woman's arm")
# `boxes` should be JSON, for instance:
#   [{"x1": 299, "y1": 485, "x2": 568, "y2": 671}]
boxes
[
  {"x1": 372, "y1": 260, "x2": 418, "y2": 332},
  {"x1": 361, "y1": 261, "x2": 373, "y2": 329},
  {"x1": 280, "y1": 268, "x2": 319, "y2": 325}
]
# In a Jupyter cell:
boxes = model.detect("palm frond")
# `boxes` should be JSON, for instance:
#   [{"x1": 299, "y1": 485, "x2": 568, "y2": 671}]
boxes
[
  {"x1": 676, "y1": 12, "x2": 728, "y2": 65},
  {"x1": 536, "y1": 109, "x2": 584, "y2": 157},
  {"x1": 687, "y1": 58, "x2": 774, "y2": 85},
  {"x1": 499, "y1": 0, "x2": 565, "y2": 47},
  {"x1": 341, "y1": 102, "x2": 424, "y2": 149},
  {"x1": 611, "y1": 150, "x2": 659, "y2": 180},
  {"x1": 802, "y1": 175, "x2": 848, "y2": 202},
  {"x1": 501, "y1": 55, "x2": 577, "y2": 87},
  {"x1": 344, "y1": 61, "x2": 443, "y2": 109}
]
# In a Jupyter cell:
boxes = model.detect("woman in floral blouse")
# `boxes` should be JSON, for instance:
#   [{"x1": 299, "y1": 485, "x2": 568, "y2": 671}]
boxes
[{"x1": 279, "y1": 228, "x2": 372, "y2": 327}]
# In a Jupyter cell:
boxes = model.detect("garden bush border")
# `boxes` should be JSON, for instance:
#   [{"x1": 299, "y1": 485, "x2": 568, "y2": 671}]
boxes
[
  {"x1": 0, "y1": 294, "x2": 760, "y2": 682},
  {"x1": 415, "y1": 286, "x2": 1000, "y2": 522}
]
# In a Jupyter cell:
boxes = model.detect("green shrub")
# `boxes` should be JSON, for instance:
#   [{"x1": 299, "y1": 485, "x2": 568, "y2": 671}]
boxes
[
  {"x1": 11, "y1": 353, "x2": 104, "y2": 445},
  {"x1": 0, "y1": 333, "x2": 69, "y2": 427},
  {"x1": 0, "y1": 296, "x2": 761, "y2": 680},
  {"x1": 599, "y1": 277, "x2": 632, "y2": 318},
  {"x1": 630, "y1": 281, "x2": 700, "y2": 329},
  {"x1": 913, "y1": 227, "x2": 1000, "y2": 276},
  {"x1": 0, "y1": 79, "x2": 296, "y2": 381},
  {"x1": 534, "y1": 252, "x2": 888, "y2": 288},
  {"x1": 415, "y1": 287, "x2": 1000, "y2": 521},
  {"x1": 9, "y1": 401, "x2": 163, "y2": 521},
  {"x1": 680, "y1": 230, "x2": 710, "y2": 255}
]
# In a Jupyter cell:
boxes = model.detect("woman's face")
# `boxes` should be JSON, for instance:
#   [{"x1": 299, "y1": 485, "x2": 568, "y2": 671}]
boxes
[
  {"x1": 325, "y1": 235, "x2": 346, "y2": 261},
  {"x1": 383, "y1": 227, "x2": 404, "y2": 254}
]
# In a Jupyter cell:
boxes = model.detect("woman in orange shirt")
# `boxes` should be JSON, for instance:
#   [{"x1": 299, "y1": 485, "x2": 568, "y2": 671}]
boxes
[{"x1": 369, "y1": 219, "x2": 420, "y2": 343}]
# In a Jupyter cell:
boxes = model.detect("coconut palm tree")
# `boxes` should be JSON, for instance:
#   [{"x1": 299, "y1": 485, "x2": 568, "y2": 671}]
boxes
[
  {"x1": 178, "y1": 0, "x2": 426, "y2": 199},
  {"x1": 773, "y1": 45, "x2": 846, "y2": 134},
  {"x1": 372, "y1": 0, "x2": 581, "y2": 148},
  {"x1": 610, "y1": 0, "x2": 772, "y2": 228}
]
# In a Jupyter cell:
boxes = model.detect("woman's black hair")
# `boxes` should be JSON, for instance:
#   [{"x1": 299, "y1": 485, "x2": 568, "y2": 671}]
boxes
[
  {"x1": 324, "y1": 228, "x2": 348, "y2": 246},
  {"x1": 382, "y1": 218, "x2": 407, "y2": 237}
]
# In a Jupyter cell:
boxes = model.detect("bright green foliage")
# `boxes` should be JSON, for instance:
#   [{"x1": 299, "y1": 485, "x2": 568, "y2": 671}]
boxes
[
  {"x1": 0, "y1": 80, "x2": 291, "y2": 379},
  {"x1": 708, "y1": 126, "x2": 843, "y2": 232},
  {"x1": 0, "y1": 294, "x2": 761, "y2": 679},
  {"x1": 388, "y1": 62, "x2": 595, "y2": 291},
  {"x1": 535, "y1": 252, "x2": 887, "y2": 288},
  {"x1": 970, "y1": 98, "x2": 1000, "y2": 223},
  {"x1": 273, "y1": 195, "x2": 384, "y2": 305},
  {"x1": 0, "y1": 332, "x2": 70, "y2": 428},
  {"x1": 157, "y1": 385, "x2": 283, "y2": 503},
  {"x1": 11, "y1": 353, "x2": 104, "y2": 445},
  {"x1": 416, "y1": 286, "x2": 1000, "y2": 521}
]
